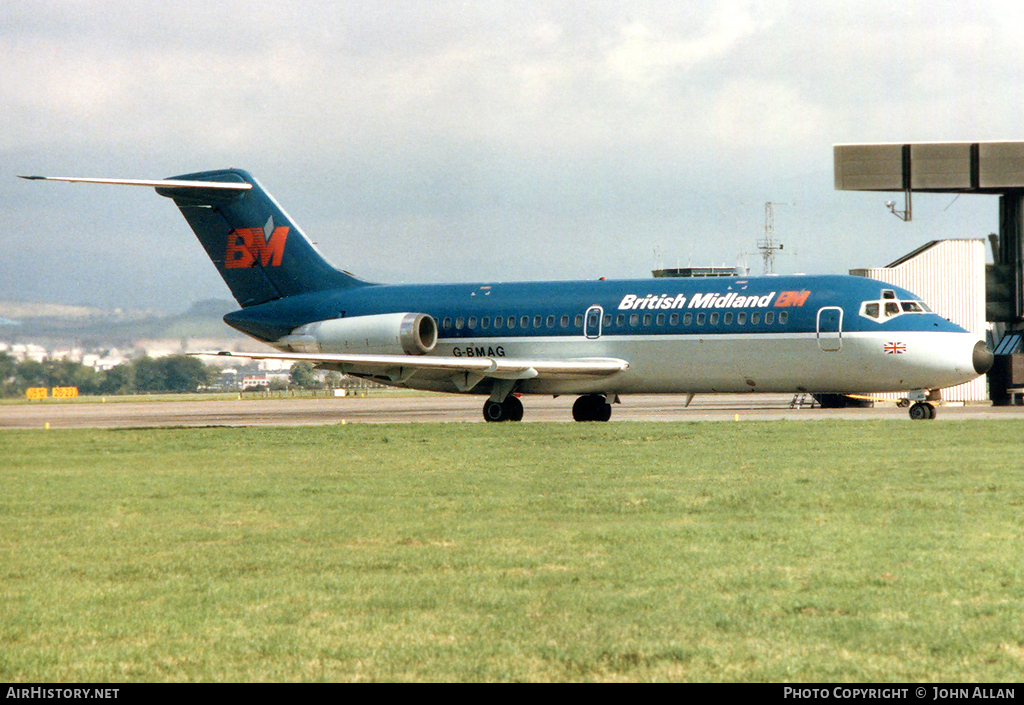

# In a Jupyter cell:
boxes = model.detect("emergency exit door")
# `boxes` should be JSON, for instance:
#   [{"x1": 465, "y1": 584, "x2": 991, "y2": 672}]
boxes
[{"x1": 584, "y1": 305, "x2": 603, "y2": 339}]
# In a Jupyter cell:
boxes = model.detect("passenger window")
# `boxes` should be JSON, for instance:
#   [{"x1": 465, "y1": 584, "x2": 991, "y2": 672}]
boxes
[
  {"x1": 616, "y1": 314, "x2": 625, "y2": 326},
  {"x1": 737, "y1": 312, "x2": 746, "y2": 325},
  {"x1": 710, "y1": 313, "x2": 719, "y2": 325},
  {"x1": 779, "y1": 311, "x2": 788, "y2": 324},
  {"x1": 443, "y1": 317, "x2": 452, "y2": 329},
  {"x1": 656, "y1": 313, "x2": 665, "y2": 326},
  {"x1": 546, "y1": 315, "x2": 556, "y2": 328},
  {"x1": 494, "y1": 316, "x2": 503, "y2": 329},
  {"x1": 521, "y1": 316, "x2": 529, "y2": 329},
  {"x1": 642, "y1": 314, "x2": 652, "y2": 326},
  {"x1": 455, "y1": 317, "x2": 465, "y2": 330},
  {"x1": 603, "y1": 314, "x2": 612, "y2": 327},
  {"x1": 507, "y1": 316, "x2": 516, "y2": 329},
  {"x1": 669, "y1": 313, "x2": 679, "y2": 326},
  {"x1": 481, "y1": 317, "x2": 490, "y2": 329},
  {"x1": 533, "y1": 315, "x2": 542, "y2": 328},
  {"x1": 468, "y1": 317, "x2": 477, "y2": 329},
  {"x1": 696, "y1": 313, "x2": 706, "y2": 325},
  {"x1": 683, "y1": 313, "x2": 693, "y2": 325},
  {"x1": 750, "y1": 312, "x2": 759, "y2": 325},
  {"x1": 560, "y1": 315, "x2": 569, "y2": 328},
  {"x1": 629, "y1": 314, "x2": 639, "y2": 326},
  {"x1": 723, "y1": 312, "x2": 733, "y2": 325},
  {"x1": 764, "y1": 311, "x2": 773, "y2": 324}
]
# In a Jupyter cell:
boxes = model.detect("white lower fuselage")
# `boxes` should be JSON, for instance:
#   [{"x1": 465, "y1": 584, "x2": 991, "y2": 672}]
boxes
[{"x1": 415, "y1": 329, "x2": 982, "y2": 396}]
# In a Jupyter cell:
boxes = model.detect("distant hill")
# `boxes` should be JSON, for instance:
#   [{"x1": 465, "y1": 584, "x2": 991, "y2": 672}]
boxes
[{"x1": 0, "y1": 299, "x2": 250, "y2": 348}]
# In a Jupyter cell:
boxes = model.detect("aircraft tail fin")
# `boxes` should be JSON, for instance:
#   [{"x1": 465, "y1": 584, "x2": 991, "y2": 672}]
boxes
[
  {"x1": 159, "y1": 169, "x2": 370, "y2": 307},
  {"x1": 22, "y1": 169, "x2": 370, "y2": 307}
]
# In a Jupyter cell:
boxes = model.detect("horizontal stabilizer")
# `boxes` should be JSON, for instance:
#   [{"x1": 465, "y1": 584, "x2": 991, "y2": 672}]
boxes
[{"x1": 18, "y1": 175, "x2": 251, "y2": 191}]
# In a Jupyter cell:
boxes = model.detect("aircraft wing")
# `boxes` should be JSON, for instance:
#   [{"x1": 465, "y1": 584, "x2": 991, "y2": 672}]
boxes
[{"x1": 194, "y1": 350, "x2": 629, "y2": 390}]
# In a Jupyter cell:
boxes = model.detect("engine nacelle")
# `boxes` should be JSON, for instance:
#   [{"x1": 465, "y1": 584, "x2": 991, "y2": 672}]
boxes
[{"x1": 278, "y1": 312, "x2": 438, "y2": 355}]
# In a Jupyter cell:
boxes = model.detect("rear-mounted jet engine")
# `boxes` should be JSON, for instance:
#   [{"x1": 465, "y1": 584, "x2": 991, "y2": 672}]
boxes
[{"x1": 277, "y1": 312, "x2": 437, "y2": 355}]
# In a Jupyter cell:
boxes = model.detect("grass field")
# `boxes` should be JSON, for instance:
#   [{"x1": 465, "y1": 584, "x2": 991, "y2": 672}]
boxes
[{"x1": 2, "y1": 421, "x2": 1023, "y2": 682}]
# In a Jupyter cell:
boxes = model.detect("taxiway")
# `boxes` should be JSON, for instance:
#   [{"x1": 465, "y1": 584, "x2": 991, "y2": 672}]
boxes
[{"x1": 0, "y1": 394, "x2": 1018, "y2": 429}]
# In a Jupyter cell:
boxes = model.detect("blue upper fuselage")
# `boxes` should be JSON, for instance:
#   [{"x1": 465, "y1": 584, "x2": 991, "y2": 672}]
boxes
[{"x1": 222, "y1": 274, "x2": 967, "y2": 343}]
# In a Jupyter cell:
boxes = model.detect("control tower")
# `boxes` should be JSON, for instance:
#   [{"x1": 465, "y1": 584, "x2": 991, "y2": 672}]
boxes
[{"x1": 835, "y1": 142, "x2": 1024, "y2": 403}]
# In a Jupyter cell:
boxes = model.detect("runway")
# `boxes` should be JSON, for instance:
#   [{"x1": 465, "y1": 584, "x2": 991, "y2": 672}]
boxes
[{"x1": 0, "y1": 393, "x2": 1020, "y2": 429}]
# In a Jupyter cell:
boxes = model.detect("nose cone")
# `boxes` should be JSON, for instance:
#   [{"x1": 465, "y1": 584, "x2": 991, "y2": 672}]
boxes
[{"x1": 973, "y1": 340, "x2": 994, "y2": 375}]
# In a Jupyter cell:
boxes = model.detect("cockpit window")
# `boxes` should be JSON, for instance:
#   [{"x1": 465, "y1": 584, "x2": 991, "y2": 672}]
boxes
[{"x1": 860, "y1": 296, "x2": 933, "y2": 323}]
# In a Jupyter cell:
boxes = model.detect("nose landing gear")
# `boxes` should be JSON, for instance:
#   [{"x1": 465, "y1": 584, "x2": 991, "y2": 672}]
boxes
[
  {"x1": 908, "y1": 401, "x2": 936, "y2": 420},
  {"x1": 906, "y1": 389, "x2": 938, "y2": 420}
]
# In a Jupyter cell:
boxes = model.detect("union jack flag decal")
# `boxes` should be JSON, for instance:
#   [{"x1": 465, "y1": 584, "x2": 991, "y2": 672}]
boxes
[{"x1": 884, "y1": 342, "x2": 907, "y2": 354}]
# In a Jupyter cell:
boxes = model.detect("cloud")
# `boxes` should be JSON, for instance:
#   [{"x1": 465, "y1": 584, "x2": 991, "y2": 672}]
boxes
[
  {"x1": 604, "y1": 5, "x2": 764, "y2": 86},
  {"x1": 2, "y1": 1, "x2": 1020, "y2": 309}
]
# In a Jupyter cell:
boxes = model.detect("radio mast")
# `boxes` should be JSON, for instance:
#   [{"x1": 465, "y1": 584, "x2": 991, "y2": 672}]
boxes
[{"x1": 757, "y1": 202, "x2": 788, "y2": 274}]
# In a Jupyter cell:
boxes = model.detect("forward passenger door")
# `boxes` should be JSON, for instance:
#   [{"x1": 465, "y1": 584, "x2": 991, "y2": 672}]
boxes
[{"x1": 816, "y1": 306, "x2": 843, "y2": 352}]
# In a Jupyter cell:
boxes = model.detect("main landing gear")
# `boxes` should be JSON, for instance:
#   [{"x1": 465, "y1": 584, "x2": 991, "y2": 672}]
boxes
[
  {"x1": 482, "y1": 379, "x2": 524, "y2": 422},
  {"x1": 482, "y1": 393, "x2": 616, "y2": 422},
  {"x1": 482, "y1": 395, "x2": 524, "y2": 422},
  {"x1": 572, "y1": 394, "x2": 612, "y2": 422}
]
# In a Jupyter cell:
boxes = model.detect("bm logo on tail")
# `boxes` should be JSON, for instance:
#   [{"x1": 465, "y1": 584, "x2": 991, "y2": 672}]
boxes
[{"x1": 225, "y1": 222, "x2": 288, "y2": 269}]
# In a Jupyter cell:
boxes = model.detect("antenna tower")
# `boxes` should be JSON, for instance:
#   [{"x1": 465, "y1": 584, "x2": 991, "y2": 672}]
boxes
[{"x1": 757, "y1": 202, "x2": 788, "y2": 274}]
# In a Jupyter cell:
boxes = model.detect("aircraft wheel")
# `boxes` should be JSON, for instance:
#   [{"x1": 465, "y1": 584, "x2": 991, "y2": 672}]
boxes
[
  {"x1": 572, "y1": 395, "x2": 596, "y2": 421},
  {"x1": 909, "y1": 402, "x2": 935, "y2": 420},
  {"x1": 572, "y1": 395, "x2": 612, "y2": 422},
  {"x1": 484, "y1": 396, "x2": 524, "y2": 422},
  {"x1": 503, "y1": 395, "x2": 524, "y2": 422},
  {"x1": 483, "y1": 399, "x2": 507, "y2": 422}
]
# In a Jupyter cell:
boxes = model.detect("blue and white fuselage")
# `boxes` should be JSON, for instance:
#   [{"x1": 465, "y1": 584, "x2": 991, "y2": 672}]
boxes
[
  {"x1": 223, "y1": 275, "x2": 987, "y2": 398},
  {"x1": 22, "y1": 169, "x2": 992, "y2": 421}
]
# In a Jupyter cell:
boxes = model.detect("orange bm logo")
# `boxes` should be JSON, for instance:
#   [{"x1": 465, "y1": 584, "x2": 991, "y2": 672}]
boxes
[
  {"x1": 225, "y1": 226, "x2": 289, "y2": 269},
  {"x1": 774, "y1": 290, "x2": 811, "y2": 307}
]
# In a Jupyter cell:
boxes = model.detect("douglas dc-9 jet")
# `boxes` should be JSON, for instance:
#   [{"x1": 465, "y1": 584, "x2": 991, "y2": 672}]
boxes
[{"x1": 22, "y1": 169, "x2": 993, "y2": 421}]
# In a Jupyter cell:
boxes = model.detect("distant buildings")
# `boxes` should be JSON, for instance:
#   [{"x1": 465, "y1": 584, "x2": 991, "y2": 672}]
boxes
[
  {"x1": 0, "y1": 338, "x2": 289, "y2": 382},
  {"x1": 0, "y1": 343, "x2": 50, "y2": 364}
]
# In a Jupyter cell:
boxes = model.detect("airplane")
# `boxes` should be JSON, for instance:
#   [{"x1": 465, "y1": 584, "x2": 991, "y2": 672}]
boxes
[{"x1": 21, "y1": 169, "x2": 993, "y2": 421}]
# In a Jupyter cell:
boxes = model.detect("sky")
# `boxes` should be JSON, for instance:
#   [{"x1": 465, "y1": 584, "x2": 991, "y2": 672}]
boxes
[{"x1": 2, "y1": 0, "x2": 1021, "y2": 312}]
